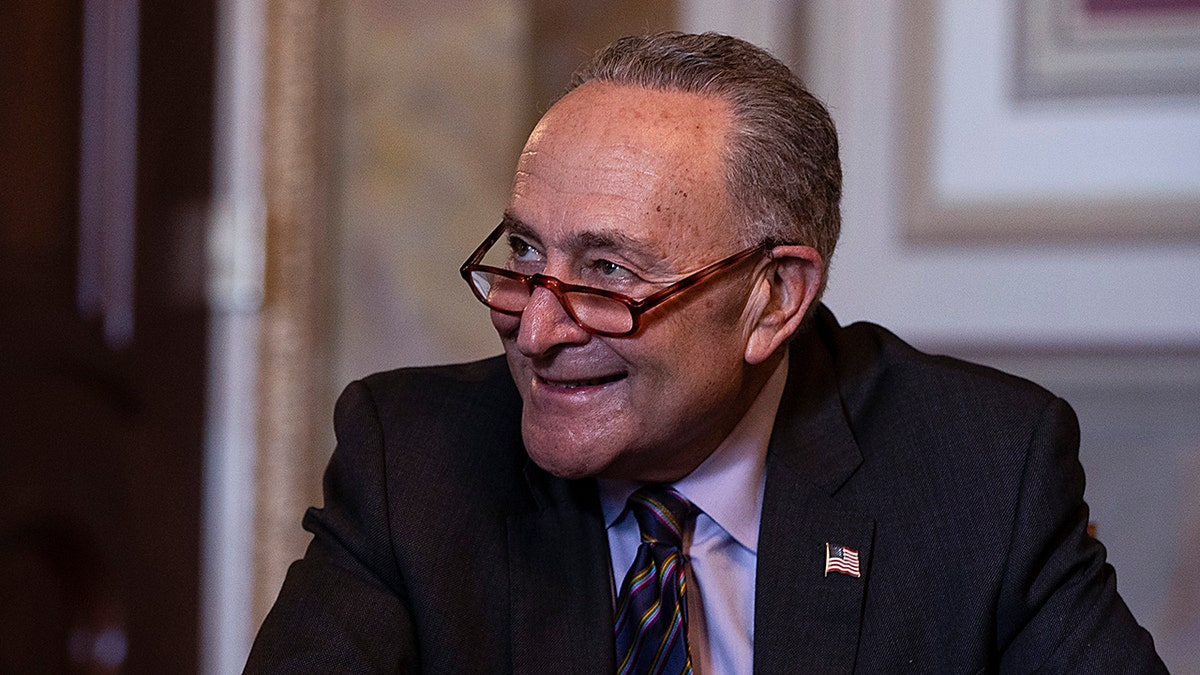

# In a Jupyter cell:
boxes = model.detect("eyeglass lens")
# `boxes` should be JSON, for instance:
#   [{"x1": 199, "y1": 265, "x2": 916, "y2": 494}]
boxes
[{"x1": 468, "y1": 270, "x2": 635, "y2": 334}]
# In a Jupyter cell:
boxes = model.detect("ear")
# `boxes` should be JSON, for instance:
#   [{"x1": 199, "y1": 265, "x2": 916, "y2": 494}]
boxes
[{"x1": 742, "y1": 245, "x2": 823, "y2": 365}]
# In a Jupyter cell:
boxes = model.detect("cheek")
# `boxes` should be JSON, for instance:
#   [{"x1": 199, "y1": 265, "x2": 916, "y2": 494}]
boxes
[
  {"x1": 665, "y1": 291, "x2": 750, "y2": 349},
  {"x1": 491, "y1": 309, "x2": 520, "y2": 337},
  {"x1": 643, "y1": 308, "x2": 748, "y2": 388}
]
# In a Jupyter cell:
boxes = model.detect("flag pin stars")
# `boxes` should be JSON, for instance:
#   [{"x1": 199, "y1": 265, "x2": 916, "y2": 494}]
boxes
[{"x1": 825, "y1": 542, "x2": 861, "y2": 578}]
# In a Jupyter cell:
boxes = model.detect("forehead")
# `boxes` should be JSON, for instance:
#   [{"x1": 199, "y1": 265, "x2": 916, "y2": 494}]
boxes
[{"x1": 508, "y1": 82, "x2": 737, "y2": 262}]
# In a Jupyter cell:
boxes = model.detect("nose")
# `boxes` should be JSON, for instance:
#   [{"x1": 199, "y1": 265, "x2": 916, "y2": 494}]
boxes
[{"x1": 515, "y1": 285, "x2": 591, "y2": 357}]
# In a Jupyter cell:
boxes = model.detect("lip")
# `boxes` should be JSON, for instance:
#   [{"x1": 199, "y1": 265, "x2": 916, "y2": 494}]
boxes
[
  {"x1": 524, "y1": 372, "x2": 625, "y2": 413},
  {"x1": 533, "y1": 372, "x2": 627, "y2": 391},
  {"x1": 525, "y1": 369, "x2": 629, "y2": 409}
]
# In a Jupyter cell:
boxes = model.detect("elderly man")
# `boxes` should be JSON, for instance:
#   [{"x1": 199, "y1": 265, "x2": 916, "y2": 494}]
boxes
[{"x1": 246, "y1": 32, "x2": 1164, "y2": 673}]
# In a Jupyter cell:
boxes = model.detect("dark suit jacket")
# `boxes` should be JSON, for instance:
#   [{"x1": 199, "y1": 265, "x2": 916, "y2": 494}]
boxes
[{"x1": 245, "y1": 306, "x2": 1165, "y2": 673}]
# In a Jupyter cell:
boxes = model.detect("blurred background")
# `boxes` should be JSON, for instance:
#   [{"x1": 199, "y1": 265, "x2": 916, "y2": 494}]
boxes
[{"x1": 1, "y1": 0, "x2": 1198, "y2": 672}]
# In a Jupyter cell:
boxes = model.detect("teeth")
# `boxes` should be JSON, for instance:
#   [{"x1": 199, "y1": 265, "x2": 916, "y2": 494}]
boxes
[{"x1": 544, "y1": 374, "x2": 622, "y2": 388}]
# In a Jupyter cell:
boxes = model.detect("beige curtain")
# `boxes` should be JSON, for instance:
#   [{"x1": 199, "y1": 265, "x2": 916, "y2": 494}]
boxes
[{"x1": 253, "y1": 0, "x2": 340, "y2": 627}]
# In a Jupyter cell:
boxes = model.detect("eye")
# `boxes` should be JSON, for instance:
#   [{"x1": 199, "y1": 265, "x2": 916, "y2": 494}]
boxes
[
  {"x1": 596, "y1": 259, "x2": 624, "y2": 276},
  {"x1": 508, "y1": 235, "x2": 539, "y2": 259},
  {"x1": 581, "y1": 257, "x2": 642, "y2": 289},
  {"x1": 586, "y1": 258, "x2": 633, "y2": 280},
  {"x1": 505, "y1": 235, "x2": 544, "y2": 273}
]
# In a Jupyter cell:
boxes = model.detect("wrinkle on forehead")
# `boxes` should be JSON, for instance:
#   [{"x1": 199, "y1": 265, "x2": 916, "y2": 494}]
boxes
[
  {"x1": 523, "y1": 82, "x2": 727, "y2": 179},
  {"x1": 514, "y1": 143, "x2": 674, "y2": 199},
  {"x1": 508, "y1": 82, "x2": 737, "y2": 271}
]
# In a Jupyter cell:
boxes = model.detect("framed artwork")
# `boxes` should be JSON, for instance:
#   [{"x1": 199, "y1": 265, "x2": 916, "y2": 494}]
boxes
[
  {"x1": 899, "y1": 0, "x2": 1200, "y2": 240},
  {"x1": 1016, "y1": 0, "x2": 1200, "y2": 99}
]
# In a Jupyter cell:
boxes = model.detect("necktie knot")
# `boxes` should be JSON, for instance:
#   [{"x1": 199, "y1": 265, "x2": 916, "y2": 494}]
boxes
[
  {"x1": 628, "y1": 486, "x2": 693, "y2": 547},
  {"x1": 615, "y1": 485, "x2": 695, "y2": 674}
]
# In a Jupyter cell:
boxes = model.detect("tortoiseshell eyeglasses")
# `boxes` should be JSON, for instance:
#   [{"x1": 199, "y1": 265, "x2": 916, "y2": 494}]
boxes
[{"x1": 460, "y1": 222, "x2": 767, "y2": 337}]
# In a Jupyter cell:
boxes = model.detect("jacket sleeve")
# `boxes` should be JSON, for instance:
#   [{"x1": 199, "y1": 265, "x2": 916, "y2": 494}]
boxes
[
  {"x1": 996, "y1": 397, "x2": 1166, "y2": 673},
  {"x1": 244, "y1": 380, "x2": 417, "y2": 674}
]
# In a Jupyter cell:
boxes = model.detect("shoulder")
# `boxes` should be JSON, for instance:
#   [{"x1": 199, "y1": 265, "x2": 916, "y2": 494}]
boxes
[
  {"x1": 813, "y1": 306, "x2": 1060, "y2": 430},
  {"x1": 338, "y1": 354, "x2": 521, "y2": 431},
  {"x1": 354, "y1": 353, "x2": 518, "y2": 405},
  {"x1": 802, "y1": 306, "x2": 1077, "y2": 503},
  {"x1": 331, "y1": 354, "x2": 527, "y2": 499},
  {"x1": 805, "y1": 306, "x2": 1079, "y2": 529}
]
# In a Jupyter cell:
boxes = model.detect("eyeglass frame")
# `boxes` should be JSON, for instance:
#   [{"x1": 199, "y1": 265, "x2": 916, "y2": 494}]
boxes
[{"x1": 459, "y1": 222, "x2": 770, "y2": 337}]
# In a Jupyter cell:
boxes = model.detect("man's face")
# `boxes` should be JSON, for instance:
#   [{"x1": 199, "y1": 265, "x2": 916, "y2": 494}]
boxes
[{"x1": 494, "y1": 81, "x2": 766, "y2": 482}]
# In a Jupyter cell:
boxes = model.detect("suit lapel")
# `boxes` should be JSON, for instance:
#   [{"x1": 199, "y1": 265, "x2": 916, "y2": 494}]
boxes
[
  {"x1": 754, "y1": 318, "x2": 875, "y2": 673},
  {"x1": 755, "y1": 462, "x2": 875, "y2": 673},
  {"x1": 507, "y1": 465, "x2": 615, "y2": 674}
]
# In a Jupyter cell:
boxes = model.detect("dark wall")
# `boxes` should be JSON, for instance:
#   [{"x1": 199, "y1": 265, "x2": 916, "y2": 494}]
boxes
[{"x1": 0, "y1": 1, "x2": 214, "y2": 672}]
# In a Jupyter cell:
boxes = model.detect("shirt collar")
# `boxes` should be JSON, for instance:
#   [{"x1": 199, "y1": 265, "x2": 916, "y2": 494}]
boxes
[{"x1": 598, "y1": 352, "x2": 789, "y2": 553}]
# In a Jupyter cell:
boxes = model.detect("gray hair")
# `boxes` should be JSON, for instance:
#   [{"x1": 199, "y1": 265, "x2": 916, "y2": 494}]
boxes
[{"x1": 568, "y1": 31, "x2": 842, "y2": 295}]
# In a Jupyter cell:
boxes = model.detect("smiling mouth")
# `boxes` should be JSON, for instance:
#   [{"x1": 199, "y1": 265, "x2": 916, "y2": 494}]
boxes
[{"x1": 536, "y1": 373, "x2": 626, "y2": 389}]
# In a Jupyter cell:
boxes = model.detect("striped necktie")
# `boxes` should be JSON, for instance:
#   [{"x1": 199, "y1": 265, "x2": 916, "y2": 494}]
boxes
[{"x1": 614, "y1": 486, "x2": 695, "y2": 675}]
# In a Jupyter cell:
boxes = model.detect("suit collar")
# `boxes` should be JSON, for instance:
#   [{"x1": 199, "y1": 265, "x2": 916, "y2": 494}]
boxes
[
  {"x1": 768, "y1": 309, "x2": 864, "y2": 492},
  {"x1": 754, "y1": 309, "x2": 875, "y2": 673}
]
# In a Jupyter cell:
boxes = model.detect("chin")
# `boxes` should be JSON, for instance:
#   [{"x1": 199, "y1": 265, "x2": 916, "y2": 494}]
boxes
[
  {"x1": 526, "y1": 447, "x2": 597, "y2": 480},
  {"x1": 523, "y1": 432, "x2": 611, "y2": 480}
]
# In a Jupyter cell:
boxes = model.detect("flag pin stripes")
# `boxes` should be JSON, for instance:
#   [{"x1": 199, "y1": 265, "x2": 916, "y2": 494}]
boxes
[{"x1": 825, "y1": 542, "x2": 861, "y2": 578}]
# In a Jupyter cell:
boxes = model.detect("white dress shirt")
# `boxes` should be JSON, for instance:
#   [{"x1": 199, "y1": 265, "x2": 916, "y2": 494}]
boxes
[{"x1": 598, "y1": 354, "x2": 789, "y2": 674}]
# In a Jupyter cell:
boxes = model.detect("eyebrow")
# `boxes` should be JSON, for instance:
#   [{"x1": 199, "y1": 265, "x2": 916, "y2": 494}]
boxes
[{"x1": 501, "y1": 211, "x2": 663, "y2": 266}]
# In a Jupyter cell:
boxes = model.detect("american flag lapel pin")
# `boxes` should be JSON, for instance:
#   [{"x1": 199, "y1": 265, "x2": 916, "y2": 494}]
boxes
[{"x1": 824, "y1": 542, "x2": 861, "y2": 578}]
